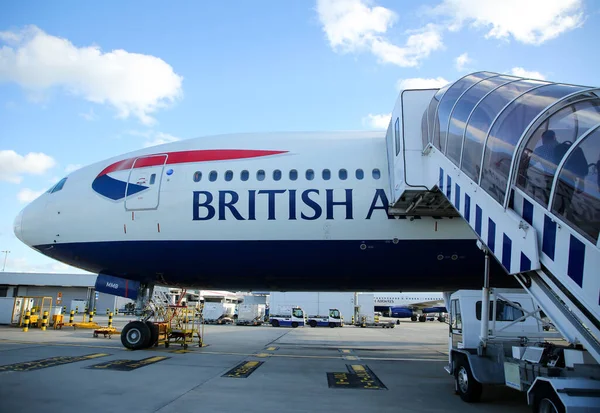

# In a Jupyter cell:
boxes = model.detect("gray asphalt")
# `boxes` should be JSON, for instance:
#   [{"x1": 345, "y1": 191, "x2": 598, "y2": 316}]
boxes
[{"x1": 0, "y1": 316, "x2": 529, "y2": 413}]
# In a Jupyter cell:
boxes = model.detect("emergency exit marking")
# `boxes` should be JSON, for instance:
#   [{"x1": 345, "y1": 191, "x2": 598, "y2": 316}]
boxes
[
  {"x1": 326, "y1": 364, "x2": 387, "y2": 390},
  {"x1": 86, "y1": 356, "x2": 169, "y2": 371},
  {"x1": 222, "y1": 361, "x2": 263, "y2": 378},
  {"x1": 0, "y1": 353, "x2": 110, "y2": 372}
]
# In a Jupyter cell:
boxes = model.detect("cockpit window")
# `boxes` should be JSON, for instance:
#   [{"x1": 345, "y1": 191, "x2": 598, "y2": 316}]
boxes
[{"x1": 48, "y1": 178, "x2": 67, "y2": 193}]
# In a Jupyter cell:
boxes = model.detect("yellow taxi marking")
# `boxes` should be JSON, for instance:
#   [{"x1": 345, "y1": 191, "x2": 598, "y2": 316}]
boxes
[
  {"x1": 327, "y1": 364, "x2": 387, "y2": 390},
  {"x1": 265, "y1": 346, "x2": 278, "y2": 351},
  {"x1": 222, "y1": 360, "x2": 263, "y2": 378},
  {"x1": 0, "y1": 353, "x2": 110, "y2": 372},
  {"x1": 340, "y1": 349, "x2": 351, "y2": 354},
  {"x1": 254, "y1": 353, "x2": 271, "y2": 358},
  {"x1": 87, "y1": 356, "x2": 170, "y2": 371},
  {"x1": 345, "y1": 356, "x2": 359, "y2": 360}
]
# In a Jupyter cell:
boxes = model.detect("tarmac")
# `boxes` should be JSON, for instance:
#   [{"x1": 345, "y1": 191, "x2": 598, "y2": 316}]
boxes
[{"x1": 0, "y1": 315, "x2": 530, "y2": 413}]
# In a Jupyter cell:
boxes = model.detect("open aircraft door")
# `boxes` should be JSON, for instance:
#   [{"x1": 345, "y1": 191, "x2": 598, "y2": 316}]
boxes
[
  {"x1": 387, "y1": 89, "x2": 437, "y2": 205},
  {"x1": 125, "y1": 154, "x2": 167, "y2": 210}
]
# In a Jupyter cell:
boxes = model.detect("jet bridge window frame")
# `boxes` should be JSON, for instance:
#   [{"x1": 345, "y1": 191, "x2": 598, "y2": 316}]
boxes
[
  {"x1": 460, "y1": 79, "x2": 548, "y2": 183},
  {"x1": 475, "y1": 300, "x2": 525, "y2": 322},
  {"x1": 394, "y1": 117, "x2": 400, "y2": 156},
  {"x1": 550, "y1": 126, "x2": 600, "y2": 243},
  {"x1": 480, "y1": 83, "x2": 587, "y2": 205},
  {"x1": 515, "y1": 98, "x2": 600, "y2": 207}
]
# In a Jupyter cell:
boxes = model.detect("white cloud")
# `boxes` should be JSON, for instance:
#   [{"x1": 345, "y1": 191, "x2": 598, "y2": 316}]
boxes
[
  {"x1": 0, "y1": 26, "x2": 183, "y2": 124},
  {"x1": 126, "y1": 130, "x2": 182, "y2": 148},
  {"x1": 363, "y1": 113, "x2": 391, "y2": 129},
  {"x1": 79, "y1": 108, "x2": 97, "y2": 121},
  {"x1": 17, "y1": 188, "x2": 44, "y2": 203},
  {"x1": 455, "y1": 52, "x2": 471, "y2": 71},
  {"x1": 509, "y1": 67, "x2": 546, "y2": 80},
  {"x1": 0, "y1": 150, "x2": 56, "y2": 183},
  {"x1": 65, "y1": 164, "x2": 82, "y2": 173},
  {"x1": 143, "y1": 132, "x2": 181, "y2": 148},
  {"x1": 432, "y1": 0, "x2": 584, "y2": 45},
  {"x1": 316, "y1": 0, "x2": 443, "y2": 67},
  {"x1": 396, "y1": 77, "x2": 449, "y2": 91}
]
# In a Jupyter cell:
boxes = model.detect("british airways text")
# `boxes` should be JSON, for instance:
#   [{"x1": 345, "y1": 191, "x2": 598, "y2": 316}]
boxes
[{"x1": 192, "y1": 189, "x2": 393, "y2": 221}]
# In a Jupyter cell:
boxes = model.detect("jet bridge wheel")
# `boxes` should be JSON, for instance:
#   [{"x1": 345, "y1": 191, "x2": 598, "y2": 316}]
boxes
[
  {"x1": 531, "y1": 382, "x2": 565, "y2": 413},
  {"x1": 454, "y1": 357, "x2": 482, "y2": 403},
  {"x1": 121, "y1": 321, "x2": 151, "y2": 350}
]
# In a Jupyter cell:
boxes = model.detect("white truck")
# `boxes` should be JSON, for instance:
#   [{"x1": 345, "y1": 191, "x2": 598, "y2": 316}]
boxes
[
  {"x1": 446, "y1": 289, "x2": 600, "y2": 412},
  {"x1": 269, "y1": 306, "x2": 305, "y2": 328},
  {"x1": 236, "y1": 303, "x2": 266, "y2": 326},
  {"x1": 202, "y1": 302, "x2": 234, "y2": 324},
  {"x1": 268, "y1": 292, "x2": 354, "y2": 325},
  {"x1": 307, "y1": 309, "x2": 343, "y2": 328},
  {"x1": 357, "y1": 294, "x2": 394, "y2": 328}
]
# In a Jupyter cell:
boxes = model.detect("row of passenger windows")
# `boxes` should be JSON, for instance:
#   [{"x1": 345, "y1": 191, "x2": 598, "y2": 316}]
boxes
[{"x1": 193, "y1": 168, "x2": 382, "y2": 183}]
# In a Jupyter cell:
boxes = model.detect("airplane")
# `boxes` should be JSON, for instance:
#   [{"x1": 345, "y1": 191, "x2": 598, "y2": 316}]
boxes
[
  {"x1": 373, "y1": 292, "x2": 446, "y2": 322},
  {"x1": 14, "y1": 131, "x2": 511, "y2": 297}
]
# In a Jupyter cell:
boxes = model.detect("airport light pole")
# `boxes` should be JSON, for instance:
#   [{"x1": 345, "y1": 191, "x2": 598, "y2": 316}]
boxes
[{"x1": 1, "y1": 250, "x2": 10, "y2": 272}]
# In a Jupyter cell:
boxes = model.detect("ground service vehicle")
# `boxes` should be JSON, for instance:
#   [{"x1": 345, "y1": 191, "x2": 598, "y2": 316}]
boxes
[
  {"x1": 307, "y1": 309, "x2": 342, "y2": 327},
  {"x1": 269, "y1": 306, "x2": 305, "y2": 328},
  {"x1": 446, "y1": 289, "x2": 600, "y2": 412},
  {"x1": 236, "y1": 304, "x2": 266, "y2": 326}
]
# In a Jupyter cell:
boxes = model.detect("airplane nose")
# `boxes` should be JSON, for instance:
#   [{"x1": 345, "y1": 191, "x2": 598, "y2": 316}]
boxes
[{"x1": 13, "y1": 209, "x2": 24, "y2": 243}]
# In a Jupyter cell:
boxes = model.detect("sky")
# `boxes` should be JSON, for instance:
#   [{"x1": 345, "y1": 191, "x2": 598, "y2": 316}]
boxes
[{"x1": 0, "y1": 0, "x2": 598, "y2": 274}]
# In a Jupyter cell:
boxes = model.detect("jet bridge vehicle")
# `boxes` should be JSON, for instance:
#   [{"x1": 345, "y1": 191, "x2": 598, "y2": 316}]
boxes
[{"x1": 388, "y1": 71, "x2": 600, "y2": 411}]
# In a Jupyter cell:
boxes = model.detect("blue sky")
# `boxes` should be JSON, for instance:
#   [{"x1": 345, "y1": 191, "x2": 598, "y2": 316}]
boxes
[{"x1": 0, "y1": 0, "x2": 598, "y2": 273}]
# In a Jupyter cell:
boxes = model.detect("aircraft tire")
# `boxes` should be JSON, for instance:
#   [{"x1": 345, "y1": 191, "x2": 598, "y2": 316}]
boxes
[
  {"x1": 411, "y1": 315, "x2": 417, "y2": 322},
  {"x1": 146, "y1": 321, "x2": 159, "y2": 347},
  {"x1": 454, "y1": 357, "x2": 482, "y2": 403},
  {"x1": 271, "y1": 320, "x2": 280, "y2": 327},
  {"x1": 418, "y1": 315, "x2": 427, "y2": 322},
  {"x1": 121, "y1": 321, "x2": 151, "y2": 350},
  {"x1": 291, "y1": 322, "x2": 299, "y2": 328}
]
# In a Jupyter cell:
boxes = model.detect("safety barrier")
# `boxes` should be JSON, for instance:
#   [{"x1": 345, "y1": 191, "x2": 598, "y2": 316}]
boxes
[{"x1": 23, "y1": 311, "x2": 30, "y2": 332}]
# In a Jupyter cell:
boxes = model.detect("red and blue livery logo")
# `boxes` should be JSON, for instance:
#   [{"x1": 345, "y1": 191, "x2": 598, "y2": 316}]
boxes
[{"x1": 92, "y1": 149, "x2": 287, "y2": 201}]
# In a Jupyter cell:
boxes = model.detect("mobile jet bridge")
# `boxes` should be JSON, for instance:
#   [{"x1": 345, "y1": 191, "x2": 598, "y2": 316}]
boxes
[{"x1": 387, "y1": 71, "x2": 600, "y2": 409}]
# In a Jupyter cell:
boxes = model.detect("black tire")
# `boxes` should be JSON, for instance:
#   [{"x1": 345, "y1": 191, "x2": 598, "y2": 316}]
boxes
[
  {"x1": 419, "y1": 315, "x2": 427, "y2": 322},
  {"x1": 438, "y1": 316, "x2": 446, "y2": 322},
  {"x1": 291, "y1": 322, "x2": 299, "y2": 328},
  {"x1": 531, "y1": 384, "x2": 565, "y2": 413},
  {"x1": 309, "y1": 320, "x2": 317, "y2": 328},
  {"x1": 454, "y1": 357, "x2": 482, "y2": 403},
  {"x1": 411, "y1": 315, "x2": 417, "y2": 322},
  {"x1": 329, "y1": 322, "x2": 335, "y2": 328},
  {"x1": 271, "y1": 319, "x2": 280, "y2": 327},
  {"x1": 121, "y1": 321, "x2": 151, "y2": 350},
  {"x1": 146, "y1": 321, "x2": 159, "y2": 347}
]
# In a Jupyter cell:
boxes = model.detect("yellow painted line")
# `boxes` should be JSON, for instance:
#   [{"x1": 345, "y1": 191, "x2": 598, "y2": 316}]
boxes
[
  {"x1": 340, "y1": 349, "x2": 351, "y2": 353},
  {"x1": 245, "y1": 361, "x2": 259, "y2": 367},
  {"x1": 84, "y1": 353, "x2": 111, "y2": 359},
  {"x1": 254, "y1": 353, "x2": 271, "y2": 358},
  {"x1": 351, "y1": 365, "x2": 366, "y2": 372},
  {"x1": 265, "y1": 346, "x2": 277, "y2": 351},
  {"x1": 345, "y1": 355, "x2": 359, "y2": 360}
]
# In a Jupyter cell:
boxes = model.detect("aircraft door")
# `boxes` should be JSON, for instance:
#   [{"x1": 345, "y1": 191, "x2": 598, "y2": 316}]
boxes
[{"x1": 125, "y1": 154, "x2": 167, "y2": 210}]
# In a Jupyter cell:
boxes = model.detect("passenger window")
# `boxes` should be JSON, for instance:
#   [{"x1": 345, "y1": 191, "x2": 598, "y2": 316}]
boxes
[
  {"x1": 289, "y1": 169, "x2": 298, "y2": 181},
  {"x1": 394, "y1": 118, "x2": 400, "y2": 156},
  {"x1": 339, "y1": 169, "x2": 348, "y2": 180},
  {"x1": 372, "y1": 169, "x2": 381, "y2": 180},
  {"x1": 257, "y1": 170, "x2": 265, "y2": 181},
  {"x1": 209, "y1": 171, "x2": 217, "y2": 182},
  {"x1": 356, "y1": 169, "x2": 364, "y2": 180},
  {"x1": 322, "y1": 169, "x2": 331, "y2": 180},
  {"x1": 517, "y1": 100, "x2": 600, "y2": 206},
  {"x1": 193, "y1": 171, "x2": 202, "y2": 182},
  {"x1": 225, "y1": 170, "x2": 233, "y2": 182},
  {"x1": 551, "y1": 129, "x2": 600, "y2": 243},
  {"x1": 306, "y1": 169, "x2": 314, "y2": 180},
  {"x1": 241, "y1": 170, "x2": 249, "y2": 181},
  {"x1": 273, "y1": 170, "x2": 282, "y2": 181},
  {"x1": 149, "y1": 174, "x2": 156, "y2": 185},
  {"x1": 476, "y1": 300, "x2": 524, "y2": 322}
]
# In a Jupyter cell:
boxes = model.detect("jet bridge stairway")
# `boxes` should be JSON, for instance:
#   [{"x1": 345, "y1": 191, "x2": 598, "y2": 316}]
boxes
[{"x1": 385, "y1": 76, "x2": 600, "y2": 367}]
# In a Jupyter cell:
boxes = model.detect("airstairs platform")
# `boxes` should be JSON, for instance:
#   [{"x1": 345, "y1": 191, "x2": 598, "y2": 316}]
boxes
[{"x1": 386, "y1": 71, "x2": 600, "y2": 364}]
